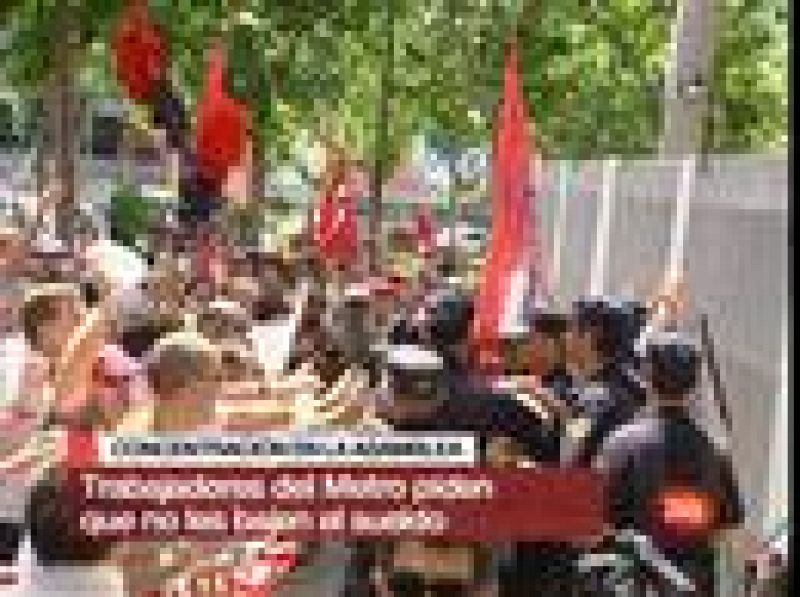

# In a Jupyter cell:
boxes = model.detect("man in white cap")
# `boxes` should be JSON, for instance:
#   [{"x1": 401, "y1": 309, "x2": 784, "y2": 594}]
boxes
[{"x1": 340, "y1": 329, "x2": 562, "y2": 596}]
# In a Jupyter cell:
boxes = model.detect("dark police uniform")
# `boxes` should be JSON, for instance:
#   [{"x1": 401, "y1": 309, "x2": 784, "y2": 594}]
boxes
[
  {"x1": 567, "y1": 298, "x2": 649, "y2": 467},
  {"x1": 592, "y1": 334, "x2": 744, "y2": 595},
  {"x1": 0, "y1": 521, "x2": 21, "y2": 576},
  {"x1": 596, "y1": 407, "x2": 744, "y2": 595},
  {"x1": 341, "y1": 336, "x2": 560, "y2": 597},
  {"x1": 500, "y1": 300, "x2": 648, "y2": 596}
]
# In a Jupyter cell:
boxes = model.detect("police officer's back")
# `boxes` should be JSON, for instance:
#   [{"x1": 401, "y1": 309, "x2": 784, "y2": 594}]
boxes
[{"x1": 595, "y1": 333, "x2": 744, "y2": 595}]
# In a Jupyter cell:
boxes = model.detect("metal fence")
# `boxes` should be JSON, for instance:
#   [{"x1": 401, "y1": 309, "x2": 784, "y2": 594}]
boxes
[{"x1": 533, "y1": 155, "x2": 789, "y2": 549}]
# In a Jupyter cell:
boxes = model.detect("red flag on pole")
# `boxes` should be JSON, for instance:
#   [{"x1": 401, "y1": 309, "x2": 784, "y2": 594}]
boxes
[
  {"x1": 470, "y1": 42, "x2": 539, "y2": 368},
  {"x1": 111, "y1": 1, "x2": 166, "y2": 101},
  {"x1": 313, "y1": 168, "x2": 360, "y2": 271},
  {"x1": 195, "y1": 45, "x2": 249, "y2": 187}
]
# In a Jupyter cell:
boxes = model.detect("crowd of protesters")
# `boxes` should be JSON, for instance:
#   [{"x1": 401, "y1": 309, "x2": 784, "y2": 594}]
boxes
[{"x1": 0, "y1": 183, "x2": 786, "y2": 596}]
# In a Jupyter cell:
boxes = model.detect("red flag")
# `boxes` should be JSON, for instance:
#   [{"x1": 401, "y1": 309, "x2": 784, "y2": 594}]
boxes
[
  {"x1": 313, "y1": 169, "x2": 360, "y2": 270},
  {"x1": 195, "y1": 46, "x2": 249, "y2": 186},
  {"x1": 470, "y1": 42, "x2": 538, "y2": 367},
  {"x1": 111, "y1": 1, "x2": 166, "y2": 101},
  {"x1": 64, "y1": 426, "x2": 98, "y2": 468},
  {"x1": 413, "y1": 205, "x2": 436, "y2": 256}
]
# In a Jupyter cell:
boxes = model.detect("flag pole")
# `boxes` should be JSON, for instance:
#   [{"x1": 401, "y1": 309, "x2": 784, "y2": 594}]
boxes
[
  {"x1": 588, "y1": 157, "x2": 617, "y2": 297},
  {"x1": 667, "y1": 155, "x2": 694, "y2": 282}
]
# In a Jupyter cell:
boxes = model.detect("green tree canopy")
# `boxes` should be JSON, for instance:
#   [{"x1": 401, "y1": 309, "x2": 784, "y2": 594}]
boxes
[
  {"x1": 707, "y1": 0, "x2": 788, "y2": 152},
  {"x1": 1, "y1": 0, "x2": 788, "y2": 164}
]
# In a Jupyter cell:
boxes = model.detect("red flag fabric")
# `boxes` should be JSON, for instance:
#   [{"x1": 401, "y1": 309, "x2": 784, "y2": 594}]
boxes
[
  {"x1": 195, "y1": 46, "x2": 249, "y2": 186},
  {"x1": 313, "y1": 170, "x2": 360, "y2": 270},
  {"x1": 111, "y1": 2, "x2": 166, "y2": 101},
  {"x1": 64, "y1": 426, "x2": 98, "y2": 468},
  {"x1": 413, "y1": 205, "x2": 436, "y2": 257},
  {"x1": 470, "y1": 42, "x2": 536, "y2": 367}
]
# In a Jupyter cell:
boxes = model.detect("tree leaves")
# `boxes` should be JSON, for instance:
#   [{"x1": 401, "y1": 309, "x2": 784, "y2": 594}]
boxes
[
  {"x1": 0, "y1": 0, "x2": 788, "y2": 163},
  {"x1": 707, "y1": 0, "x2": 788, "y2": 151}
]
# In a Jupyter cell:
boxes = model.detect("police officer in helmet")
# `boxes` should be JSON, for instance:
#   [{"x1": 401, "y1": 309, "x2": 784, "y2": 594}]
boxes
[{"x1": 560, "y1": 297, "x2": 649, "y2": 467}]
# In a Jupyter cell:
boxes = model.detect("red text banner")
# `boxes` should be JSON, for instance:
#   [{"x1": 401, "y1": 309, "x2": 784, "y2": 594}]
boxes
[{"x1": 66, "y1": 467, "x2": 607, "y2": 542}]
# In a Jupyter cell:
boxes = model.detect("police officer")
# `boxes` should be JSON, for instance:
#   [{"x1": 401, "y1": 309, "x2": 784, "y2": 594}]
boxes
[
  {"x1": 341, "y1": 341, "x2": 497, "y2": 597},
  {"x1": 498, "y1": 298, "x2": 648, "y2": 596},
  {"x1": 426, "y1": 290, "x2": 475, "y2": 368},
  {"x1": 340, "y1": 295, "x2": 561, "y2": 596},
  {"x1": 497, "y1": 305, "x2": 586, "y2": 597},
  {"x1": 376, "y1": 342, "x2": 558, "y2": 464},
  {"x1": 386, "y1": 286, "x2": 471, "y2": 372},
  {"x1": 594, "y1": 332, "x2": 744, "y2": 595},
  {"x1": 560, "y1": 297, "x2": 649, "y2": 467},
  {"x1": 523, "y1": 306, "x2": 585, "y2": 416}
]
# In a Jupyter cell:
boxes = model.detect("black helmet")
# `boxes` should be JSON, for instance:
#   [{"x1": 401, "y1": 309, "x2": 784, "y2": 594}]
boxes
[
  {"x1": 574, "y1": 297, "x2": 648, "y2": 361},
  {"x1": 644, "y1": 333, "x2": 701, "y2": 395},
  {"x1": 428, "y1": 291, "x2": 474, "y2": 350},
  {"x1": 529, "y1": 304, "x2": 572, "y2": 338}
]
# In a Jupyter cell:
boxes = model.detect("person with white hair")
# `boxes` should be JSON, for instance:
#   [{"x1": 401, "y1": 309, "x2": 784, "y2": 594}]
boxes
[{"x1": 143, "y1": 331, "x2": 222, "y2": 433}]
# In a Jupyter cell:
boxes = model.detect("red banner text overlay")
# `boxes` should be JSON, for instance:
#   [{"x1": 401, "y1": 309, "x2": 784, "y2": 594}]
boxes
[{"x1": 65, "y1": 467, "x2": 606, "y2": 542}]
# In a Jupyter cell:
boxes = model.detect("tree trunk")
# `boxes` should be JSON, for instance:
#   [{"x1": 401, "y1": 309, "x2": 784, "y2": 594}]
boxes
[
  {"x1": 370, "y1": 2, "x2": 395, "y2": 276},
  {"x1": 661, "y1": 0, "x2": 717, "y2": 155},
  {"x1": 252, "y1": 134, "x2": 268, "y2": 203},
  {"x1": 40, "y1": 14, "x2": 80, "y2": 238}
]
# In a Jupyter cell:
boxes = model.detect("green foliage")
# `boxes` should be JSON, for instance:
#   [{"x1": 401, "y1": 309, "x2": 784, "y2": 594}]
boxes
[
  {"x1": 0, "y1": 0, "x2": 789, "y2": 162},
  {"x1": 108, "y1": 184, "x2": 153, "y2": 252},
  {"x1": 707, "y1": 0, "x2": 788, "y2": 151},
  {"x1": 0, "y1": 0, "x2": 125, "y2": 90},
  {"x1": 518, "y1": 0, "x2": 671, "y2": 157}
]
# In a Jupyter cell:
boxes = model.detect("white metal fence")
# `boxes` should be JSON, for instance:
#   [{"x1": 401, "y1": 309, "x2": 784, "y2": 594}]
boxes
[{"x1": 532, "y1": 155, "x2": 789, "y2": 548}]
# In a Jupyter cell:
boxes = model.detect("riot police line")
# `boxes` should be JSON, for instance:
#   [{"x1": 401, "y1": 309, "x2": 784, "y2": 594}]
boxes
[{"x1": 338, "y1": 291, "x2": 764, "y2": 597}]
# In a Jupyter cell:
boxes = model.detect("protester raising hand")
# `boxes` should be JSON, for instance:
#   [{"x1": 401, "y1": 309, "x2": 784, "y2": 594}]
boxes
[
  {"x1": 647, "y1": 273, "x2": 688, "y2": 332},
  {"x1": 51, "y1": 239, "x2": 146, "y2": 421}
]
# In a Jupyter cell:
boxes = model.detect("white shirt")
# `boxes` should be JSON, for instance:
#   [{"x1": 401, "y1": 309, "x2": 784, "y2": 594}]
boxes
[
  {"x1": 0, "y1": 332, "x2": 27, "y2": 409},
  {"x1": 84, "y1": 237, "x2": 147, "y2": 292},
  {"x1": 249, "y1": 280, "x2": 309, "y2": 377},
  {"x1": 1, "y1": 334, "x2": 57, "y2": 525}
]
